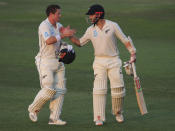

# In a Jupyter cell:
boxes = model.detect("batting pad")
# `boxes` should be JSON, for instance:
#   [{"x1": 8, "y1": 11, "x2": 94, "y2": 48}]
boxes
[
  {"x1": 49, "y1": 94, "x2": 64, "y2": 121},
  {"x1": 93, "y1": 79, "x2": 107, "y2": 121},
  {"x1": 28, "y1": 88, "x2": 56, "y2": 113},
  {"x1": 111, "y1": 87, "x2": 125, "y2": 115}
]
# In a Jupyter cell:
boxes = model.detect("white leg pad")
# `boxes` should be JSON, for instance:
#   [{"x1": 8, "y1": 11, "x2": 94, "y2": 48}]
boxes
[
  {"x1": 93, "y1": 79, "x2": 107, "y2": 122},
  {"x1": 49, "y1": 79, "x2": 66, "y2": 121},
  {"x1": 111, "y1": 87, "x2": 125, "y2": 115},
  {"x1": 49, "y1": 95, "x2": 64, "y2": 121},
  {"x1": 28, "y1": 88, "x2": 56, "y2": 113}
]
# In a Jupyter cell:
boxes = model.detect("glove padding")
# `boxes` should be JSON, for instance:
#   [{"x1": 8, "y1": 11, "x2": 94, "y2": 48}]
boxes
[{"x1": 123, "y1": 61, "x2": 133, "y2": 76}]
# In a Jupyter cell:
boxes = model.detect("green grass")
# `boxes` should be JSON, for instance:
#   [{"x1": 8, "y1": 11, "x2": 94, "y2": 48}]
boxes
[{"x1": 0, "y1": 0, "x2": 175, "y2": 131}]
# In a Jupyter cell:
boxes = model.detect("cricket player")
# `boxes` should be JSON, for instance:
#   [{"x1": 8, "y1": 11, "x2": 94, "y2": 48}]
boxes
[
  {"x1": 28, "y1": 4, "x2": 75, "y2": 125},
  {"x1": 68, "y1": 4, "x2": 136, "y2": 125}
]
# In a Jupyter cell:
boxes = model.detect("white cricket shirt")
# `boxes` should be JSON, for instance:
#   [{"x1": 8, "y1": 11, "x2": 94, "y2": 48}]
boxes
[
  {"x1": 80, "y1": 19, "x2": 129, "y2": 57},
  {"x1": 35, "y1": 18, "x2": 62, "y2": 61}
]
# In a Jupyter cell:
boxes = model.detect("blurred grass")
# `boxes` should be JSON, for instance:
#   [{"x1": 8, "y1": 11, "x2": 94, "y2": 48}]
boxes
[{"x1": 0, "y1": 0, "x2": 175, "y2": 131}]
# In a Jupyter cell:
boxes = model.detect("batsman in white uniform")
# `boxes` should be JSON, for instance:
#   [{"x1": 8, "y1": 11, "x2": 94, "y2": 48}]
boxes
[
  {"x1": 69, "y1": 4, "x2": 136, "y2": 125},
  {"x1": 28, "y1": 4, "x2": 75, "y2": 125}
]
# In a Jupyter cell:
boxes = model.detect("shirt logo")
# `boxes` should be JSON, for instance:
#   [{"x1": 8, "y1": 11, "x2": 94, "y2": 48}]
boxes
[
  {"x1": 51, "y1": 31, "x2": 54, "y2": 35},
  {"x1": 93, "y1": 30, "x2": 98, "y2": 37},
  {"x1": 44, "y1": 32, "x2": 49, "y2": 37}
]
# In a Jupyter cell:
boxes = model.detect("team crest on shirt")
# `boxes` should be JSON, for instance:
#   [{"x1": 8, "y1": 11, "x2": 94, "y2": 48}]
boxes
[
  {"x1": 50, "y1": 29, "x2": 54, "y2": 35},
  {"x1": 44, "y1": 32, "x2": 49, "y2": 37},
  {"x1": 93, "y1": 30, "x2": 98, "y2": 37},
  {"x1": 51, "y1": 31, "x2": 54, "y2": 35}
]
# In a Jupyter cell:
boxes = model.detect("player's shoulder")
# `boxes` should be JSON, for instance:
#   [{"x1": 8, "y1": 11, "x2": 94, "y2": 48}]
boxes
[
  {"x1": 106, "y1": 19, "x2": 120, "y2": 30},
  {"x1": 106, "y1": 19, "x2": 118, "y2": 26},
  {"x1": 86, "y1": 25, "x2": 94, "y2": 32},
  {"x1": 39, "y1": 18, "x2": 50, "y2": 29}
]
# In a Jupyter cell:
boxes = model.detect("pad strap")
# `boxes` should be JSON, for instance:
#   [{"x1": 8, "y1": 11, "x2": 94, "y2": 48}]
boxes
[{"x1": 111, "y1": 87, "x2": 126, "y2": 98}]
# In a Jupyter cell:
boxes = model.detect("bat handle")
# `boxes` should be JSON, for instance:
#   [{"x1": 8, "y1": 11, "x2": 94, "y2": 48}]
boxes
[{"x1": 131, "y1": 62, "x2": 137, "y2": 78}]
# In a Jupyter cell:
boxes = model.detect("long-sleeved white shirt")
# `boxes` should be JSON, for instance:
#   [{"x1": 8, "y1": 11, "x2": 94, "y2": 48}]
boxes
[
  {"x1": 80, "y1": 19, "x2": 129, "y2": 57},
  {"x1": 35, "y1": 18, "x2": 62, "y2": 61}
]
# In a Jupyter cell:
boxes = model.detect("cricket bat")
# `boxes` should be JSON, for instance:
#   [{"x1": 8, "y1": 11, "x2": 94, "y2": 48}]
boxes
[{"x1": 131, "y1": 62, "x2": 148, "y2": 115}]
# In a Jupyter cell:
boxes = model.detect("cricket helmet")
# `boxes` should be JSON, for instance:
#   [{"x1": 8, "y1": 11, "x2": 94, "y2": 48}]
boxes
[
  {"x1": 58, "y1": 45, "x2": 76, "y2": 64},
  {"x1": 86, "y1": 4, "x2": 105, "y2": 19}
]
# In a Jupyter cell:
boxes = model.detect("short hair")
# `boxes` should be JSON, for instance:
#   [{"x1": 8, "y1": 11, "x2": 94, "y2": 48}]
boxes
[{"x1": 46, "y1": 4, "x2": 61, "y2": 16}]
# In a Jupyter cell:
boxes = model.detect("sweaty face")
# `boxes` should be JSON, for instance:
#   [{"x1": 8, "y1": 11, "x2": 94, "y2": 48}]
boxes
[{"x1": 53, "y1": 9, "x2": 61, "y2": 22}]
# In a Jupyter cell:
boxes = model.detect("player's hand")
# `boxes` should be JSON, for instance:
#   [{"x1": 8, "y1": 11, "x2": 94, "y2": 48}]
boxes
[
  {"x1": 60, "y1": 26, "x2": 76, "y2": 38},
  {"x1": 129, "y1": 53, "x2": 136, "y2": 63}
]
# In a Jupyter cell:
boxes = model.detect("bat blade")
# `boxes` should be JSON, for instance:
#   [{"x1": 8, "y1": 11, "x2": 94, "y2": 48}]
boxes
[{"x1": 134, "y1": 77, "x2": 148, "y2": 115}]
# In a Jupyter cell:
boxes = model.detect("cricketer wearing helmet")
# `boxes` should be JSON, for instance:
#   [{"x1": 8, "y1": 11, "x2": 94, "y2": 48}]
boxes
[
  {"x1": 69, "y1": 4, "x2": 136, "y2": 126},
  {"x1": 28, "y1": 4, "x2": 75, "y2": 125}
]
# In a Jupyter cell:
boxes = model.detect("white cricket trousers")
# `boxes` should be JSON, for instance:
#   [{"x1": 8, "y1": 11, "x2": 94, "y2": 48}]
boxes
[
  {"x1": 35, "y1": 58, "x2": 66, "y2": 90},
  {"x1": 93, "y1": 56, "x2": 125, "y2": 121},
  {"x1": 35, "y1": 58, "x2": 66, "y2": 121}
]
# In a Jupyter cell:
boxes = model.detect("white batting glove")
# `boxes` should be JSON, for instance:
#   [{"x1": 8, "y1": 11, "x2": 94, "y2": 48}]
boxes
[
  {"x1": 123, "y1": 61, "x2": 133, "y2": 75},
  {"x1": 67, "y1": 45, "x2": 73, "y2": 52}
]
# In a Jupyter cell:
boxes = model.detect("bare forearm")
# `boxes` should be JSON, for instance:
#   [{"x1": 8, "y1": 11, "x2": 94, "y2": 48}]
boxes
[
  {"x1": 46, "y1": 33, "x2": 62, "y2": 45},
  {"x1": 69, "y1": 36, "x2": 81, "y2": 47},
  {"x1": 46, "y1": 37, "x2": 56, "y2": 45},
  {"x1": 46, "y1": 36, "x2": 57, "y2": 45}
]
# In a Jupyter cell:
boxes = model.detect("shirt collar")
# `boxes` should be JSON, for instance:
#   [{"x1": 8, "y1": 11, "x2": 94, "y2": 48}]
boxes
[
  {"x1": 94, "y1": 19, "x2": 108, "y2": 30},
  {"x1": 46, "y1": 18, "x2": 52, "y2": 26},
  {"x1": 46, "y1": 18, "x2": 59, "y2": 29}
]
